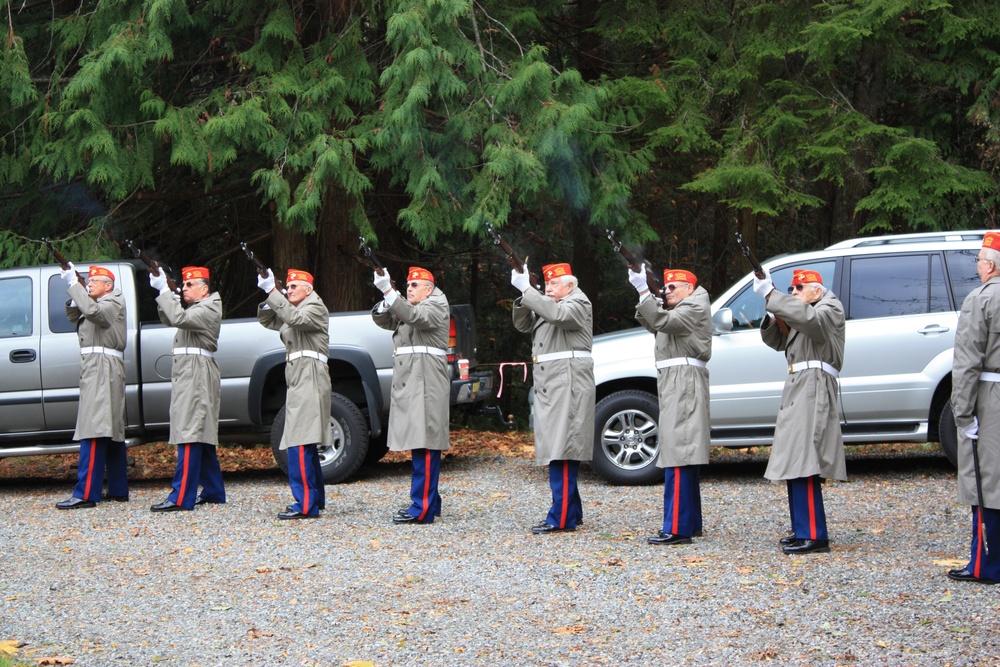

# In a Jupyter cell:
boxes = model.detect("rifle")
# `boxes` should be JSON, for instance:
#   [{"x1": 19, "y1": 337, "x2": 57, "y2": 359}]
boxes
[
  {"x1": 485, "y1": 223, "x2": 540, "y2": 290},
  {"x1": 358, "y1": 236, "x2": 396, "y2": 291},
  {"x1": 239, "y1": 241, "x2": 284, "y2": 292},
  {"x1": 735, "y1": 231, "x2": 789, "y2": 335},
  {"x1": 42, "y1": 238, "x2": 93, "y2": 299},
  {"x1": 601, "y1": 228, "x2": 663, "y2": 297},
  {"x1": 124, "y1": 239, "x2": 181, "y2": 299}
]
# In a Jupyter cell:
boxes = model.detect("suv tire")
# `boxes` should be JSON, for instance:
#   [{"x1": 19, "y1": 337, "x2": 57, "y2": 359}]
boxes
[
  {"x1": 938, "y1": 401, "x2": 958, "y2": 467},
  {"x1": 270, "y1": 392, "x2": 370, "y2": 484},
  {"x1": 593, "y1": 390, "x2": 664, "y2": 486}
]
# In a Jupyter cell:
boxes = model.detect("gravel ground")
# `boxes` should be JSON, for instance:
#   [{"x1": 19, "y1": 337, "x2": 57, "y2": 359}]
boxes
[{"x1": 1, "y1": 450, "x2": 998, "y2": 667}]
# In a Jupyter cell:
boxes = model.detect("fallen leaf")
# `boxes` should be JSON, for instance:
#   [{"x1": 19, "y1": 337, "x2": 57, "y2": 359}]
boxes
[
  {"x1": 0, "y1": 640, "x2": 18, "y2": 656},
  {"x1": 344, "y1": 661, "x2": 375, "y2": 667},
  {"x1": 599, "y1": 558, "x2": 623, "y2": 567},
  {"x1": 553, "y1": 625, "x2": 586, "y2": 635},
  {"x1": 210, "y1": 606, "x2": 232, "y2": 611},
  {"x1": 35, "y1": 657, "x2": 76, "y2": 665},
  {"x1": 932, "y1": 559, "x2": 966, "y2": 568}
]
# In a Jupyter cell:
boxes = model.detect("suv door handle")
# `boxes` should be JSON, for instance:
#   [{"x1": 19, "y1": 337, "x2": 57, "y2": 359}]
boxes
[
  {"x1": 10, "y1": 349, "x2": 37, "y2": 363},
  {"x1": 918, "y1": 324, "x2": 950, "y2": 335}
]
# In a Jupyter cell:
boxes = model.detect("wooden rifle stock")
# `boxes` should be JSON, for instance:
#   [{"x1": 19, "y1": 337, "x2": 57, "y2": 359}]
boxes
[
  {"x1": 735, "y1": 231, "x2": 789, "y2": 335},
  {"x1": 240, "y1": 241, "x2": 284, "y2": 291},
  {"x1": 42, "y1": 238, "x2": 93, "y2": 299},
  {"x1": 485, "y1": 223, "x2": 540, "y2": 290},
  {"x1": 358, "y1": 236, "x2": 396, "y2": 290},
  {"x1": 602, "y1": 228, "x2": 663, "y2": 297},
  {"x1": 125, "y1": 240, "x2": 181, "y2": 298}
]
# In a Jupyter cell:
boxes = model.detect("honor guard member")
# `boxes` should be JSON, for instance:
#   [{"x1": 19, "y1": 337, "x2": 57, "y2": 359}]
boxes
[
  {"x1": 149, "y1": 266, "x2": 226, "y2": 512},
  {"x1": 56, "y1": 265, "x2": 129, "y2": 509},
  {"x1": 257, "y1": 268, "x2": 331, "y2": 520},
  {"x1": 512, "y1": 262, "x2": 595, "y2": 534},
  {"x1": 753, "y1": 268, "x2": 846, "y2": 554},
  {"x1": 948, "y1": 231, "x2": 1000, "y2": 584},
  {"x1": 630, "y1": 267, "x2": 712, "y2": 545},
  {"x1": 372, "y1": 266, "x2": 451, "y2": 524}
]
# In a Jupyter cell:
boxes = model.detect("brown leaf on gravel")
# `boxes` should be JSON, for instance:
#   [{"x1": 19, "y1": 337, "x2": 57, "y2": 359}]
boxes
[
  {"x1": 35, "y1": 657, "x2": 76, "y2": 666},
  {"x1": 247, "y1": 629, "x2": 274, "y2": 639},
  {"x1": 751, "y1": 648, "x2": 779, "y2": 660},
  {"x1": 599, "y1": 557, "x2": 624, "y2": 567},
  {"x1": 553, "y1": 625, "x2": 586, "y2": 635}
]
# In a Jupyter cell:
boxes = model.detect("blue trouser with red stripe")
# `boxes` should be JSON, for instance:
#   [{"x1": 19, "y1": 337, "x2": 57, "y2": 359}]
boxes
[
  {"x1": 404, "y1": 449, "x2": 441, "y2": 523},
  {"x1": 966, "y1": 506, "x2": 1000, "y2": 581},
  {"x1": 72, "y1": 438, "x2": 128, "y2": 502},
  {"x1": 166, "y1": 443, "x2": 226, "y2": 510},
  {"x1": 287, "y1": 444, "x2": 324, "y2": 516},
  {"x1": 662, "y1": 465, "x2": 701, "y2": 538},
  {"x1": 545, "y1": 460, "x2": 582, "y2": 529},
  {"x1": 787, "y1": 475, "x2": 828, "y2": 540}
]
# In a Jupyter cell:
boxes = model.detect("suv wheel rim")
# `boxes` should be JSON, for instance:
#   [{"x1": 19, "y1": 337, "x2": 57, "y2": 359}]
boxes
[{"x1": 600, "y1": 408, "x2": 658, "y2": 470}]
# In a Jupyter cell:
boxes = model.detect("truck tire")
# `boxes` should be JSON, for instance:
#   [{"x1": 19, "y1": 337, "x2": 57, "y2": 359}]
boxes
[
  {"x1": 592, "y1": 390, "x2": 664, "y2": 486},
  {"x1": 270, "y1": 392, "x2": 370, "y2": 484},
  {"x1": 939, "y1": 401, "x2": 958, "y2": 468}
]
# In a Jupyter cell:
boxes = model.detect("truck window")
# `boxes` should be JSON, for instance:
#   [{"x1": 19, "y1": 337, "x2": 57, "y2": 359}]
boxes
[
  {"x1": 945, "y1": 249, "x2": 981, "y2": 307},
  {"x1": 0, "y1": 277, "x2": 32, "y2": 338},
  {"x1": 848, "y1": 253, "x2": 947, "y2": 319},
  {"x1": 47, "y1": 275, "x2": 77, "y2": 334}
]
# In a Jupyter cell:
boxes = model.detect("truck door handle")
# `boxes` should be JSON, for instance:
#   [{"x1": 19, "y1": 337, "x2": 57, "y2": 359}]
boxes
[
  {"x1": 10, "y1": 349, "x2": 37, "y2": 363},
  {"x1": 917, "y1": 324, "x2": 949, "y2": 335}
]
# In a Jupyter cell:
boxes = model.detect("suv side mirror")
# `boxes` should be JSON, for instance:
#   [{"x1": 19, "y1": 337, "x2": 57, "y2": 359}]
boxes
[{"x1": 713, "y1": 308, "x2": 733, "y2": 334}]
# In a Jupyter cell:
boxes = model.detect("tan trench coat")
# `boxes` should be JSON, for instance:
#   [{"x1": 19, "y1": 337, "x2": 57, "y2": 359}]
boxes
[
  {"x1": 258, "y1": 290, "x2": 332, "y2": 450},
  {"x1": 372, "y1": 288, "x2": 451, "y2": 452},
  {"x1": 761, "y1": 289, "x2": 847, "y2": 482},
  {"x1": 66, "y1": 281, "x2": 126, "y2": 442},
  {"x1": 635, "y1": 286, "x2": 712, "y2": 468},
  {"x1": 513, "y1": 287, "x2": 595, "y2": 465},
  {"x1": 157, "y1": 291, "x2": 222, "y2": 445},
  {"x1": 952, "y1": 276, "x2": 1000, "y2": 508}
]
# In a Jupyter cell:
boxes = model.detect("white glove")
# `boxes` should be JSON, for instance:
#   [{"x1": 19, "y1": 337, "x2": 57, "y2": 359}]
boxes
[
  {"x1": 257, "y1": 269, "x2": 276, "y2": 294},
  {"x1": 373, "y1": 270, "x2": 392, "y2": 293},
  {"x1": 383, "y1": 289, "x2": 398, "y2": 307},
  {"x1": 962, "y1": 416, "x2": 979, "y2": 440},
  {"x1": 148, "y1": 270, "x2": 168, "y2": 294},
  {"x1": 628, "y1": 268, "x2": 648, "y2": 294},
  {"x1": 752, "y1": 271, "x2": 773, "y2": 298},
  {"x1": 511, "y1": 266, "x2": 531, "y2": 293},
  {"x1": 60, "y1": 262, "x2": 78, "y2": 287}
]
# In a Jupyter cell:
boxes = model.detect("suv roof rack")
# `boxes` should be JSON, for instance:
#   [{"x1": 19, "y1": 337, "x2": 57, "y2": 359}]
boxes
[{"x1": 826, "y1": 230, "x2": 988, "y2": 250}]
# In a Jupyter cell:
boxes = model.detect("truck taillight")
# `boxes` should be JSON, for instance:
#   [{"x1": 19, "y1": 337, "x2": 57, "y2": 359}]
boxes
[{"x1": 447, "y1": 317, "x2": 458, "y2": 363}]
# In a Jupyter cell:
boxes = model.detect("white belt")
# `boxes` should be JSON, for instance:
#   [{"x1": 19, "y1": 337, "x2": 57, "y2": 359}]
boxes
[
  {"x1": 394, "y1": 346, "x2": 447, "y2": 356},
  {"x1": 173, "y1": 347, "x2": 215, "y2": 358},
  {"x1": 533, "y1": 350, "x2": 592, "y2": 364},
  {"x1": 788, "y1": 360, "x2": 839, "y2": 378},
  {"x1": 982, "y1": 372, "x2": 1000, "y2": 382},
  {"x1": 288, "y1": 350, "x2": 329, "y2": 363},
  {"x1": 80, "y1": 346, "x2": 124, "y2": 360},
  {"x1": 656, "y1": 357, "x2": 707, "y2": 370}
]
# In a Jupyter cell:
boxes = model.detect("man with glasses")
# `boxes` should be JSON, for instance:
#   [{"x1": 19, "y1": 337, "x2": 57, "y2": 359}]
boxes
[
  {"x1": 258, "y1": 268, "x2": 331, "y2": 519},
  {"x1": 56, "y1": 265, "x2": 129, "y2": 509},
  {"x1": 629, "y1": 268, "x2": 711, "y2": 546},
  {"x1": 752, "y1": 268, "x2": 846, "y2": 554},
  {"x1": 149, "y1": 266, "x2": 226, "y2": 512},
  {"x1": 372, "y1": 266, "x2": 450, "y2": 524},
  {"x1": 512, "y1": 262, "x2": 594, "y2": 534},
  {"x1": 948, "y1": 231, "x2": 1000, "y2": 584}
]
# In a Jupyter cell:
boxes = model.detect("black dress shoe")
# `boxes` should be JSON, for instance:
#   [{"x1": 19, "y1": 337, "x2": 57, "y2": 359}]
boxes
[
  {"x1": 782, "y1": 539, "x2": 830, "y2": 554},
  {"x1": 647, "y1": 531, "x2": 692, "y2": 545},
  {"x1": 947, "y1": 567, "x2": 998, "y2": 585},
  {"x1": 779, "y1": 535, "x2": 799, "y2": 545},
  {"x1": 150, "y1": 500, "x2": 190, "y2": 512},
  {"x1": 101, "y1": 493, "x2": 129, "y2": 502},
  {"x1": 393, "y1": 513, "x2": 432, "y2": 524},
  {"x1": 531, "y1": 522, "x2": 576, "y2": 534},
  {"x1": 277, "y1": 510, "x2": 319, "y2": 520},
  {"x1": 195, "y1": 496, "x2": 224, "y2": 506},
  {"x1": 56, "y1": 497, "x2": 96, "y2": 510}
]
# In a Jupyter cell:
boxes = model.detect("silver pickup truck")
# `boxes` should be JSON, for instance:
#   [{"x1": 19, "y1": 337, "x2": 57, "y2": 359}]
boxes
[{"x1": 0, "y1": 261, "x2": 493, "y2": 482}]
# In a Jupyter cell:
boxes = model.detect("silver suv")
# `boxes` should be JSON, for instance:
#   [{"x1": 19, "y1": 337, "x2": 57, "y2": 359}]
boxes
[{"x1": 591, "y1": 230, "x2": 987, "y2": 485}]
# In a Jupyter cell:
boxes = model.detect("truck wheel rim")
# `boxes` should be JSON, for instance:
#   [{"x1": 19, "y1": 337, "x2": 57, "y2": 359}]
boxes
[{"x1": 317, "y1": 417, "x2": 345, "y2": 465}]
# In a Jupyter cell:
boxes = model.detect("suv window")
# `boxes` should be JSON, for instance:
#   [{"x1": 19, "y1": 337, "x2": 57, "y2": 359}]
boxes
[
  {"x1": 0, "y1": 277, "x2": 32, "y2": 338},
  {"x1": 723, "y1": 260, "x2": 837, "y2": 331},
  {"x1": 945, "y1": 249, "x2": 981, "y2": 307},
  {"x1": 847, "y1": 253, "x2": 949, "y2": 319},
  {"x1": 47, "y1": 275, "x2": 77, "y2": 334}
]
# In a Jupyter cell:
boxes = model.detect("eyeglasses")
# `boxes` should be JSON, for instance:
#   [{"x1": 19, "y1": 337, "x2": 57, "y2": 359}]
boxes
[
  {"x1": 664, "y1": 283, "x2": 689, "y2": 292},
  {"x1": 976, "y1": 256, "x2": 991, "y2": 263},
  {"x1": 286, "y1": 283, "x2": 307, "y2": 290},
  {"x1": 787, "y1": 284, "x2": 807, "y2": 294},
  {"x1": 408, "y1": 282, "x2": 428, "y2": 289},
  {"x1": 183, "y1": 281, "x2": 202, "y2": 288}
]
